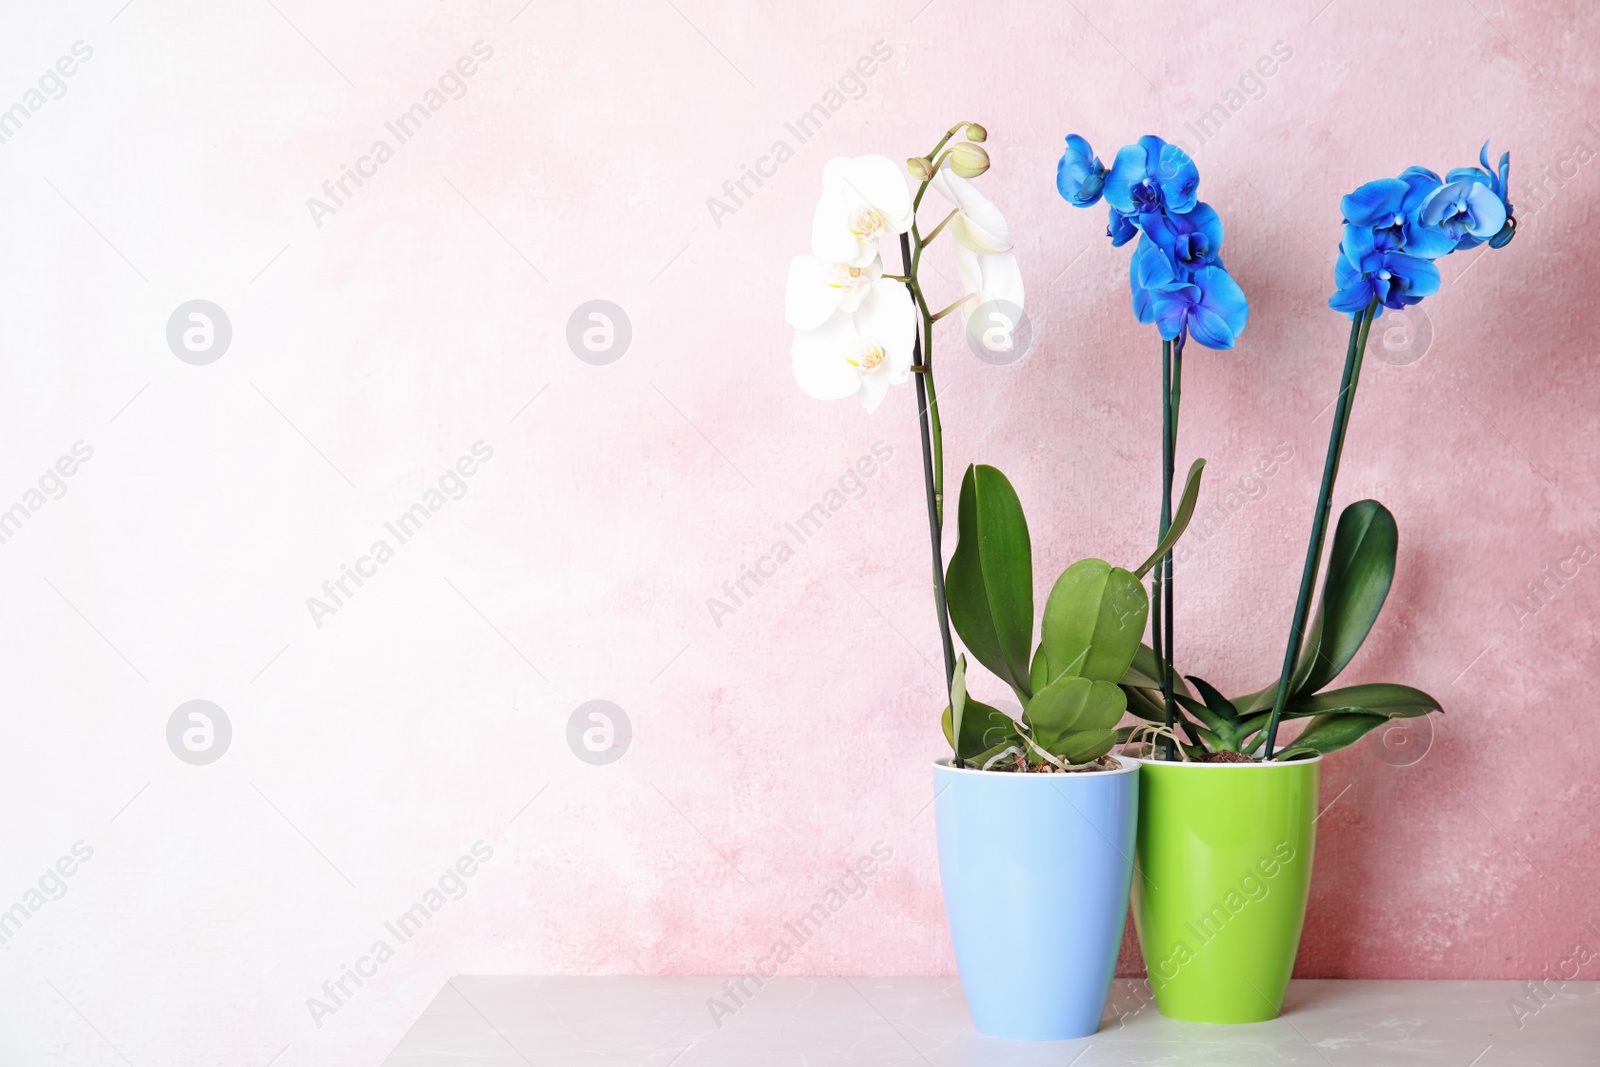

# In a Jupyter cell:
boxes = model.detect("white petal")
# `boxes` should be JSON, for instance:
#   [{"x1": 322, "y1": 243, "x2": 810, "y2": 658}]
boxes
[
  {"x1": 854, "y1": 279, "x2": 917, "y2": 364},
  {"x1": 841, "y1": 156, "x2": 914, "y2": 233},
  {"x1": 792, "y1": 315, "x2": 863, "y2": 401},
  {"x1": 785, "y1": 255, "x2": 843, "y2": 331},
  {"x1": 857, "y1": 372, "x2": 892, "y2": 413},
  {"x1": 932, "y1": 168, "x2": 1012, "y2": 254},
  {"x1": 979, "y1": 250, "x2": 1025, "y2": 309},
  {"x1": 953, "y1": 248, "x2": 1025, "y2": 323},
  {"x1": 811, "y1": 189, "x2": 859, "y2": 264}
]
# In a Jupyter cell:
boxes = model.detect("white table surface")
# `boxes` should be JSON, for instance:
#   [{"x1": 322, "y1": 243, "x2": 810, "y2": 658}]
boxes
[{"x1": 380, "y1": 976, "x2": 1599, "y2": 1065}]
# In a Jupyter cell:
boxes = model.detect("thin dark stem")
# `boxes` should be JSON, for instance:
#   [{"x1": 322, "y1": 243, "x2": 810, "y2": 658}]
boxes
[
  {"x1": 1263, "y1": 300, "x2": 1378, "y2": 758},
  {"x1": 901, "y1": 232, "x2": 958, "y2": 763},
  {"x1": 1154, "y1": 339, "x2": 1175, "y2": 759},
  {"x1": 1163, "y1": 335, "x2": 1184, "y2": 756}
]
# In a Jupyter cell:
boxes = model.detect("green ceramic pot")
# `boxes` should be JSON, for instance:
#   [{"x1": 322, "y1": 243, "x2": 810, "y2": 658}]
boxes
[{"x1": 1134, "y1": 755, "x2": 1320, "y2": 1023}]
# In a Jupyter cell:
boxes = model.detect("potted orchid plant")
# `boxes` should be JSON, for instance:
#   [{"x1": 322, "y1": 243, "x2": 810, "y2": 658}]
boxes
[
  {"x1": 1057, "y1": 135, "x2": 1516, "y2": 1022},
  {"x1": 787, "y1": 123, "x2": 1194, "y2": 1040}
]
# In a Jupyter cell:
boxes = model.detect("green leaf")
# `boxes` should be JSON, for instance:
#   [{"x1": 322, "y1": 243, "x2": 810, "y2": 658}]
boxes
[
  {"x1": 1122, "y1": 643, "x2": 1193, "y2": 697},
  {"x1": 1174, "y1": 693, "x2": 1228, "y2": 735},
  {"x1": 1291, "y1": 500, "x2": 1398, "y2": 696},
  {"x1": 1040, "y1": 559, "x2": 1149, "y2": 685},
  {"x1": 946, "y1": 465, "x2": 1034, "y2": 699},
  {"x1": 1029, "y1": 643, "x2": 1048, "y2": 694},
  {"x1": 1121, "y1": 684, "x2": 1167, "y2": 722},
  {"x1": 1185, "y1": 675, "x2": 1240, "y2": 725},
  {"x1": 948, "y1": 655, "x2": 968, "y2": 759},
  {"x1": 1272, "y1": 712, "x2": 1388, "y2": 759},
  {"x1": 1025, "y1": 676, "x2": 1126, "y2": 750},
  {"x1": 942, "y1": 695, "x2": 1022, "y2": 761},
  {"x1": 1132, "y1": 458, "x2": 1206, "y2": 580},
  {"x1": 1056, "y1": 728, "x2": 1120, "y2": 765},
  {"x1": 1280, "y1": 682, "x2": 1441, "y2": 720},
  {"x1": 970, "y1": 738, "x2": 1022, "y2": 768}
]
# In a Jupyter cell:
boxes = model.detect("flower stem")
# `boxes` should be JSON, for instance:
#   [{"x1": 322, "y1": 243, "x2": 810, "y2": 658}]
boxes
[
  {"x1": 1153, "y1": 339, "x2": 1176, "y2": 758},
  {"x1": 900, "y1": 231, "x2": 957, "y2": 761},
  {"x1": 1164, "y1": 338, "x2": 1185, "y2": 755},
  {"x1": 920, "y1": 208, "x2": 961, "y2": 247},
  {"x1": 1262, "y1": 299, "x2": 1379, "y2": 759}
]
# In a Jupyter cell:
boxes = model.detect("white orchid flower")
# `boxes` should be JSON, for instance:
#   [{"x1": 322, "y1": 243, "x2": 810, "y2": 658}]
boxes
[
  {"x1": 930, "y1": 167, "x2": 1012, "y2": 255},
  {"x1": 785, "y1": 254, "x2": 883, "y2": 332},
  {"x1": 953, "y1": 246, "x2": 1025, "y2": 322},
  {"x1": 926, "y1": 166, "x2": 1025, "y2": 327},
  {"x1": 791, "y1": 277, "x2": 916, "y2": 413},
  {"x1": 811, "y1": 156, "x2": 915, "y2": 268}
]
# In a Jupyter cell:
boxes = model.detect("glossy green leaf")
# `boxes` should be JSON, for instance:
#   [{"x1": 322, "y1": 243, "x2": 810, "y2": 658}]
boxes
[
  {"x1": 1132, "y1": 458, "x2": 1207, "y2": 580},
  {"x1": 1272, "y1": 712, "x2": 1388, "y2": 760},
  {"x1": 942, "y1": 695, "x2": 1021, "y2": 761},
  {"x1": 946, "y1": 465, "x2": 1034, "y2": 698},
  {"x1": 970, "y1": 738, "x2": 1022, "y2": 769},
  {"x1": 1040, "y1": 559, "x2": 1148, "y2": 685},
  {"x1": 1280, "y1": 682, "x2": 1441, "y2": 720},
  {"x1": 1291, "y1": 500, "x2": 1398, "y2": 696},
  {"x1": 1185, "y1": 674, "x2": 1240, "y2": 725},
  {"x1": 1122, "y1": 684, "x2": 1167, "y2": 722},
  {"x1": 1174, "y1": 693, "x2": 1228, "y2": 735},
  {"x1": 1025, "y1": 676, "x2": 1126, "y2": 750},
  {"x1": 948, "y1": 655, "x2": 968, "y2": 759},
  {"x1": 1055, "y1": 728, "x2": 1120, "y2": 765},
  {"x1": 1122, "y1": 643, "x2": 1193, "y2": 697},
  {"x1": 1029, "y1": 643, "x2": 1048, "y2": 694}
]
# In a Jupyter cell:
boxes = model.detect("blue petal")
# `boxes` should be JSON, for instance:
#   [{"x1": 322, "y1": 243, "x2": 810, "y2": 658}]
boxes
[
  {"x1": 1187, "y1": 202, "x2": 1224, "y2": 250},
  {"x1": 1445, "y1": 166, "x2": 1491, "y2": 187},
  {"x1": 1329, "y1": 283, "x2": 1371, "y2": 315},
  {"x1": 1191, "y1": 266, "x2": 1247, "y2": 348},
  {"x1": 1462, "y1": 182, "x2": 1507, "y2": 236},
  {"x1": 1392, "y1": 253, "x2": 1441, "y2": 299},
  {"x1": 1107, "y1": 208, "x2": 1139, "y2": 246},
  {"x1": 1341, "y1": 224, "x2": 1379, "y2": 265},
  {"x1": 1188, "y1": 306, "x2": 1236, "y2": 349},
  {"x1": 1156, "y1": 143, "x2": 1200, "y2": 214},
  {"x1": 1132, "y1": 237, "x2": 1178, "y2": 289},
  {"x1": 1149, "y1": 288, "x2": 1193, "y2": 341},
  {"x1": 1398, "y1": 165, "x2": 1441, "y2": 185},
  {"x1": 1333, "y1": 251, "x2": 1362, "y2": 291},
  {"x1": 1341, "y1": 179, "x2": 1407, "y2": 226},
  {"x1": 1104, "y1": 143, "x2": 1150, "y2": 215},
  {"x1": 1401, "y1": 220, "x2": 1454, "y2": 259},
  {"x1": 1056, "y1": 148, "x2": 1105, "y2": 207}
]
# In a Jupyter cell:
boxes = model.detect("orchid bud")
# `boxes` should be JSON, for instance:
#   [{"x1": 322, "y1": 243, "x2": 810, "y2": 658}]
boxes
[
  {"x1": 907, "y1": 156, "x2": 934, "y2": 180},
  {"x1": 945, "y1": 141, "x2": 990, "y2": 178},
  {"x1": 965, "y1": 123, "x2": 988, "y2": 143}
]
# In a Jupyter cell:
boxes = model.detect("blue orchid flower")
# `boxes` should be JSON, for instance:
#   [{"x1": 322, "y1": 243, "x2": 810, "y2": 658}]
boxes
[
  {"x1": 1339, "y1": 171, "x2": 1453, "y2": 260},
  {"x1": 1330, "y1": 247, "x2": 1440, "y2": 314},
  {"x1": 1329, "y1": 143, "x2": 1514, "y2": 317},
  {"x1": 1445, "y1": 141, "x2": 1516, "y2": 248},
  {"x1": 1420, "y1": 178, "x2": 1508, "y2": 247},
  {"x1": 1106, "y1": 135, "x2": 1200, "y2": 217},
  {"x1": 1059, "y1": 131, "x2": 1245, "y2": 349},
  {"x1": 1056, "y1": 134, "x2": 1107, "y2": 208},
  {"x1": 1132, "y1": 243, "x2": 1248, "y2": 348},
  {"x1": 1107, "y1": 207, "x2": 1139, "y2": 247},
  {"x1": 1142, "y1": 202, "x2": 1224, "y2": 275}
]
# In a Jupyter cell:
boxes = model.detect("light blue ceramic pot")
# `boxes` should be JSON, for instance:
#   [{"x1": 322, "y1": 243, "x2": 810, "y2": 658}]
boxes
[{"x1": 933, "y1": 755, "x2": 1139, "y2": 1040}]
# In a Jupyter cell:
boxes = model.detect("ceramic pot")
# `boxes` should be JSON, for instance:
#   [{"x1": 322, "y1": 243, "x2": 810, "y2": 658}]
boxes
[
  {"x1": 1134, "y1": 754, "x2": 1321, "y2": 1023},
  {"x1": 934, "y1": 755, "x2": 1139, "y2": 1039}
]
